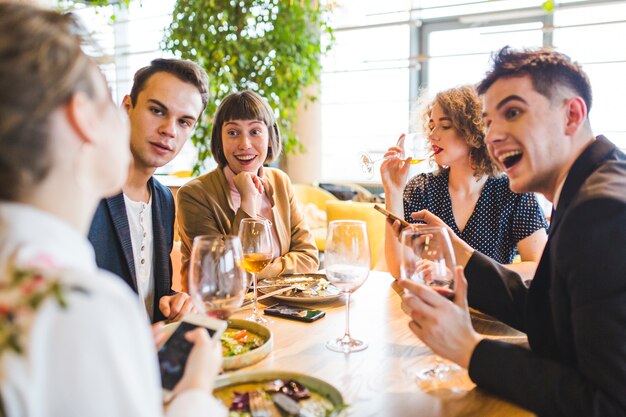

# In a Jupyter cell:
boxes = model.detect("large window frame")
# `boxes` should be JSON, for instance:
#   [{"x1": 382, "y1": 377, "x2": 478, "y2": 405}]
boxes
[{"x1": 320, "y1": 0, "x2": 626, "y2": 183}]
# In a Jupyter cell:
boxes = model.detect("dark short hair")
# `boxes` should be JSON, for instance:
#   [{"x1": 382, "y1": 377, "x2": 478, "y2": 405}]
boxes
[
  {"x1": 477, "y1": 46, "x2": 592, "y2": 114},
  {"x1": 0, "y1": 3, "x2": 96, "y2": 201},
  {"x1": 210, "y1": 91, "x2": 282, "y2": 167},
  {"x1": 423, "y1": 86, "x2": 499, "y2": 178},
  {"x1": 129, "y1": 58, "x2": 209, "y2": 111}
]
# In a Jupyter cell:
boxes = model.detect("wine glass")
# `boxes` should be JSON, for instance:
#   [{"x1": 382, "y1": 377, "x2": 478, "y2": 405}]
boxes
[
  {"x1": 358, "y1": 133, "x2": 429, "y2": 177},
  {"x1": 238, "y1": 217, "x2": 273, "y2": 324},
  {"x1": 400, "y1": 226, "x2": 461, "y2": 381},
  {"x1": 325, "y1": 220, "x2": 370, "y2": 353},
  {"x1": 187, "y1": 235, "x2": 248, "y2": 320}
]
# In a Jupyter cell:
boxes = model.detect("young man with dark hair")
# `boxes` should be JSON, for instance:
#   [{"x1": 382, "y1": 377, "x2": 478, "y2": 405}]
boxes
[
  {"x1": 89, "y1": 58, "x2": 209, "y2": 323},
  {"x1": 398, "y1": 47, "x2": 626, "y2": 416}
]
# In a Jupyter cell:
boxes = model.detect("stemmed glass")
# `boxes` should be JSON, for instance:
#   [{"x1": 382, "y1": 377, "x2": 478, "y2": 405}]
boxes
[
  {"x1": 400, "y1": 226, "x2": 461, "y2": 381},
  {"x1": 325, "y1": 220, "x2": 371, "y2": 353},
  {"x1": 358, "y1": 133, "x2": 429, "y2": 177},
  {"x1": 187, "y1": 235, "x2": 248, "y2": 320},
  {"x1": 238, "y1": 217, "x2": 273, "y2": 324}
]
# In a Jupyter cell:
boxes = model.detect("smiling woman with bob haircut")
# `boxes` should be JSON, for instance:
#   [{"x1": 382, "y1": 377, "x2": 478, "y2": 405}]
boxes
[{"x1": 176, "y1": 91, "x2": 318, "y2": 289}]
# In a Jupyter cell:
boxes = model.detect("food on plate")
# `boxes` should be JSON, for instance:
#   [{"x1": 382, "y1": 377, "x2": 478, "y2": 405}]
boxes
[
  {"x1": 221, "y1": 328, "x2": 265, "y2": 357},
  {"x1": 216, "y1": 379, "x2": 339, "y2": 417},
  {"x1": 258, "y1": 274, "x2": 340, "y2": 298}
]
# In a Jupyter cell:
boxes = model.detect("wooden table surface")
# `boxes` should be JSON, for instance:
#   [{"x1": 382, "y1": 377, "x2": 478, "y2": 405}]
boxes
[{"x1": 229, "y1": 271, "x2": 535, "y2": 417}]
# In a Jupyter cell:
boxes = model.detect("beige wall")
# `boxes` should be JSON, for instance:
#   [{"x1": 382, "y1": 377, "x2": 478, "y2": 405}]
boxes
[{"x1": 282, "y1": 84, "x2": 322, "y2": 184}]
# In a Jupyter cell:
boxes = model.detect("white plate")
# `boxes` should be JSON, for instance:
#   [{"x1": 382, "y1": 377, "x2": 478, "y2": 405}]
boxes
[{"x1": 257, "y1": 273, "x2": 342, "y2": 304}]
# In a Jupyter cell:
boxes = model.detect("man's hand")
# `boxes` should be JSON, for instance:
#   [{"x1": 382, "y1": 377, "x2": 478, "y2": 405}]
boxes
[
  {"x1": 398, "y1": 266, "x2": 483, "y2": 369},
  {"x1": 159, "y1": 292, "x2": 193, "y2": 322}
]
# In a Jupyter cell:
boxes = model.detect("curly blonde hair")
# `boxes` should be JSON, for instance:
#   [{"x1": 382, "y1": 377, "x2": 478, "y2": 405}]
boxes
[{"x1": 421, "y1": 85, "x2": 499, "y2": 178}]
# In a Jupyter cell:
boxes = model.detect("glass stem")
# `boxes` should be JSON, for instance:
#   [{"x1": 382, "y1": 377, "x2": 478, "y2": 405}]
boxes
[
  {"x1": 343, "y1": 292, "x2": 352, "y2": 340},
  {"x1": 252, "y1": 272, "x2": 258, "y2": 317}
]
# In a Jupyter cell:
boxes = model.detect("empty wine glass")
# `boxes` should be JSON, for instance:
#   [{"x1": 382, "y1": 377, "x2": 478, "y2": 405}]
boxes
[
  {"x1": 187, "y1": 235, "x2": 248, "y2": 320},
  {"x1": 358, "y1": 133, "x2": 429, "y2": 177},
  {"x1": 400, "y1": 226, "x2": 461, "y2": 381},
  {"x1": 238, "y1": 217, "x2": 273, "y2": 324},
  {"x1": 325, "y1": 220, "x2": 370, "y2": 353}
]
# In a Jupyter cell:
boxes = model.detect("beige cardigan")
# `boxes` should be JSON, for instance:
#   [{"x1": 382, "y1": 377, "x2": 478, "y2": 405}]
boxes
[{"x1": 177, "y1": 167, "x2": 319, "y2": 290}]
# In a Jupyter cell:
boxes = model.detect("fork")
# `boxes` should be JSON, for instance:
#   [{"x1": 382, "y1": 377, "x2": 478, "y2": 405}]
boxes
[{"x1": 249, "y1": 391, "x2": 273, "y2": 417}]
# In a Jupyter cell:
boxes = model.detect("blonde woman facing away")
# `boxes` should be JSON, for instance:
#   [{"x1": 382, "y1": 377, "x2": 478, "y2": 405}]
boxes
[{"x1": 0, "y1": 4, "x2": 225, "y2": 416}]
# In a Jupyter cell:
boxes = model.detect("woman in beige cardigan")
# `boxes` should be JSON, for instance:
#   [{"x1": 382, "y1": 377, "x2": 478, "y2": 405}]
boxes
[{"x1": 177, "y1": 91, "x2": 319, "y2": 290}]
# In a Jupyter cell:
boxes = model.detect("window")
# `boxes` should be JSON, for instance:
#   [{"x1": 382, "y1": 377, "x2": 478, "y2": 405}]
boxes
[{"x1": 320, "y1": 0, "x2": 626, "y2": 182}]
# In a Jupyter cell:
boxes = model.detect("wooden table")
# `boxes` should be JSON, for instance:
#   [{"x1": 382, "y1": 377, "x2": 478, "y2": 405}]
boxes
[{"x1": 230, "y1": 271, "x2": 535, "y2": 417}]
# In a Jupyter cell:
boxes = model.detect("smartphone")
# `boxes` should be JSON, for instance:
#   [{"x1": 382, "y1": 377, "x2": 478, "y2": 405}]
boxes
[
  {"x1": 157, "y1": 314, "x2": 226, "y2": 400},
  {"x1": 264, "y1": 303, "x2": 325, "y2": 322},
  {"x1": 373, "y1": 204, "x2": 410, "y2": 228}
]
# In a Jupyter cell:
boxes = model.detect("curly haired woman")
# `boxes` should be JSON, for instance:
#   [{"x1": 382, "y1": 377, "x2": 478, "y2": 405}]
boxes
[{"x1": 382, "y1": 86, "x2": 547, "y2": 283}]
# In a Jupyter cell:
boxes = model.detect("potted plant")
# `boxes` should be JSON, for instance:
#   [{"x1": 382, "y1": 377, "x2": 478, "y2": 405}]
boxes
[{"x1": 162, "y1": 0, "x2": 334, "y2": 172}]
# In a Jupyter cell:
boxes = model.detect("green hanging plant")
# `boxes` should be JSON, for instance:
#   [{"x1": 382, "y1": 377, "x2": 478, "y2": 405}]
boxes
[
  {"x1": 162, "y1": 0, "x2": 334, "y2": 174},
  {"x1": 57, "y1": 0, "x2": 131, "y2": 22},
  {"x1": 542, "y1": 0, "x2": 555, "y2": 13}
]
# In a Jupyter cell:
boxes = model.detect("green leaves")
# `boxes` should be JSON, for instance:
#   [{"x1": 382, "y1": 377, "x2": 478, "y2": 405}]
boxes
[
  {"x1": 542, "y1": 0, "x2": 554, "y2": 13},
  {"x1": 163, "y1": 0, "x2": 334, "y2": 173}
]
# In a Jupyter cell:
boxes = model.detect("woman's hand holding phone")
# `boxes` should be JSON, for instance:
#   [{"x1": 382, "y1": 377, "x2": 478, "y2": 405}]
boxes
[
  {"x1": 374, "y1": 204, "x2": 410, "y2": 228},
  {"x1": 158, "y1": 315, "x2": 226, "y2": 403},
  {"x1": 172, "y1": 327, "x2": 222, "y2": 396}
]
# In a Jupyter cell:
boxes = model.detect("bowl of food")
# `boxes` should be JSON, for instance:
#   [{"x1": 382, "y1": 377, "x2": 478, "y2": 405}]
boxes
[
  {"x1": 214, "y1": 370, "x2": 346, "y2": 416},
  {"x1": 222, "y1": 319, "x2": 272, "y2": 371}
]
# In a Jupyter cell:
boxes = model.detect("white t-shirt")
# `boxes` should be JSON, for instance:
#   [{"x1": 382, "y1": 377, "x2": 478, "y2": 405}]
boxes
[
  {"x1": 124, "y1": 194, "x2": 155, "y2": 320},
  {"x1": 0, "y1": 203, "x2": 226, "y2": 417}
]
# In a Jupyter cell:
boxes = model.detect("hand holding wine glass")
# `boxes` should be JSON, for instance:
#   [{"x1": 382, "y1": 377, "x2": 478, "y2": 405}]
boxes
[
  {"x1": 238, "y1": 217, "x2": 273, "y2": 324},
  {"x1": 360, "y1": 133, "x2": 430, "y2": 178},
  {"x1": 400, "y1": 226, "x2": 461, "y2": 381},
  {"x1": 187, "y1": 235, "x2": 248, "y2": 320},
  {"x1": 325, "y1": 220, "x2": 370, "y2": 353}
]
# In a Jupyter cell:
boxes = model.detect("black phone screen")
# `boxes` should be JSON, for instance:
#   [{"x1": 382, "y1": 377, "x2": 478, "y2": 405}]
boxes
[
  {"x1": 264, "y1": 304, "x2": 325, "y2": 322},
  {"x1": 157, "y1": 321, "x2": 216, "y2": 390}
]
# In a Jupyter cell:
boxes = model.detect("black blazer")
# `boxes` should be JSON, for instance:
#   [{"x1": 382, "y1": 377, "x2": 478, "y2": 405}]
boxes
[
  {"x1": 465, "y1": 136, "x2": 626, "y2": 416},
  {"x1": 88, "y1": 177, "x2": 175, "y2": 322}
]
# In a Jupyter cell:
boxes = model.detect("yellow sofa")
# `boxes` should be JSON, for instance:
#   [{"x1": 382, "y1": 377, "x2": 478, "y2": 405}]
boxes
[
  {"x1": 325, "y1": 200, "x2": 386, "y2": 270},
  {"x1": 292, "y1": 184, "x2": 338, "y2": 251}
]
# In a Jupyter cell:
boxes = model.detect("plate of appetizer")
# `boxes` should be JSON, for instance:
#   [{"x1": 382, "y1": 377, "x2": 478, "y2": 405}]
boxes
[{"x1": 257, "y1": 273, "x2": 341, "y2": 304}]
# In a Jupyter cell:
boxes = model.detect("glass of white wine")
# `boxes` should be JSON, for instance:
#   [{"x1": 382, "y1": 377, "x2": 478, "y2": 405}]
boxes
[
  {"x1": 238, "y1": 217, "x2": 273, "y2": 324},
  {"x1": 187, "y1": 235, "x2": 247, "y2": 319},
  {"x1": 358, "y1": 133, "x2": 430, "y2": 177}
]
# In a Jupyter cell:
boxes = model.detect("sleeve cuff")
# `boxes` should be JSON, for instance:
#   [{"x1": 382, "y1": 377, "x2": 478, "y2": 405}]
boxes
[{"x1": 166, "y1": 389, "x2": 228, "y2": 417}]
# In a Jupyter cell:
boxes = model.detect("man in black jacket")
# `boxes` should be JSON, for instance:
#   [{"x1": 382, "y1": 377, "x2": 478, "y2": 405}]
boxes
[
  {"x1": 89, "y1": 59, "x2": 208, "y2": 322},
  {"x1": 398, "y1": 47, "x2": 626, "y2": 416}
]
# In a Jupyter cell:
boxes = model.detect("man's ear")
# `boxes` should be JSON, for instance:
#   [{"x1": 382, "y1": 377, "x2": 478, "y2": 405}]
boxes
[
  {"x1": 564, "y1": 96, "x2": 587, "y2": 136},
  {"x1": 122, "y1": 95, "x2": 133, "y2": 115},
  {"x1": 65, "y1": 92, "x2": 97, "y2": 145}
]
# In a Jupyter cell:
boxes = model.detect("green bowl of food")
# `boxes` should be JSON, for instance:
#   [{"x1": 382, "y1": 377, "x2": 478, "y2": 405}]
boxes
[
  {"x1": 214, "y1": 370, "x2": 346, "y2": 416},
  {"x1": 222, "y1": 319, "x2": 272, "y2": 371}
]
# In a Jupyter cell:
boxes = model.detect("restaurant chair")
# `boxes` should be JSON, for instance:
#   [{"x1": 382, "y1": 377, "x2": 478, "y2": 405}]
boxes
[
  {"x1": 325, "y1": 200, "x2": 387, "y2": 270},
  {"x1": 293, "y1": 183, "x2": 338, "y2": 252}
]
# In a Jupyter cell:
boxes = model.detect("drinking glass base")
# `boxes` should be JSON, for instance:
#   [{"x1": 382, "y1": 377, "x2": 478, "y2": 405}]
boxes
[
  {"x1": 326, "y1": 336, "x2": 368, "y2": 353},
  {"x1": 415, "y1": 360, "x2": 461, "y2": 382},
  {"x1": 246, "y1": 312, "x2": 270, "y2": 325}
]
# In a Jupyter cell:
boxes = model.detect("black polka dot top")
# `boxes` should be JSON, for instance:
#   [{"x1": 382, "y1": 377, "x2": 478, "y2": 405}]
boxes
[{"x1": 403, "y1": 169, "x2": 548, "y2": 264}]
